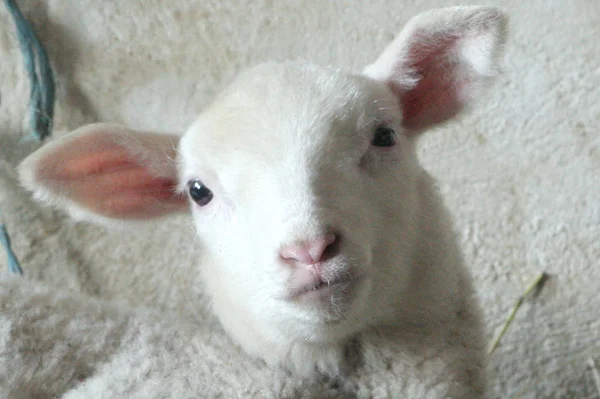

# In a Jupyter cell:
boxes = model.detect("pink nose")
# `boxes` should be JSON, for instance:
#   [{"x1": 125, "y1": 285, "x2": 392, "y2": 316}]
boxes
[{"x1": 280, "y1": 233, "x2": 338, "y2": 266}]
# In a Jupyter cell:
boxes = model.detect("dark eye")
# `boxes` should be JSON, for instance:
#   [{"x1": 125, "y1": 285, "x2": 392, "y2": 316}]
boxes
[
  {"x1": 188, "y1": 180, "x2": 213, "y2": 206},
  {"x1": 371, "y1": 125, "x2": 396, "y2": 147}
]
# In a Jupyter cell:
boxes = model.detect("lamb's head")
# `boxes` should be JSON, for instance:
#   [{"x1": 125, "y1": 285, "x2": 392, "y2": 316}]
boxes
[
  {"x1": 18, "y1": 6, "x2": 506, "y2": 372},
  {"x1": 176, "y1": 62, "x2": 423, "y2": 343}
]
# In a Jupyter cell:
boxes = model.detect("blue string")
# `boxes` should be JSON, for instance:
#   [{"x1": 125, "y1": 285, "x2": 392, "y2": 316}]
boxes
[
  {"x1": 4, "y1": 0, "x2": 55, "y2": 142},
  {"x1": 0, "y1": 220, "x2": 23, "y2": 275}
]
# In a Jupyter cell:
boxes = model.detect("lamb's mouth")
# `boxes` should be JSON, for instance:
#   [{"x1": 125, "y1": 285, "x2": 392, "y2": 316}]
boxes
[
  {"x1": 291, "y1": 275, "x2": 362, "y2": 300},
  {"x1": 303, "y1": 279, "x2": 342, "y2": 291}
]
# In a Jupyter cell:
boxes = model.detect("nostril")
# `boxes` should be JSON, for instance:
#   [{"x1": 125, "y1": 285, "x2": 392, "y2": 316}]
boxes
[
  {"x1": 320, "y1": 233, "x2": 341, "y2": 262},
  {"x1": 308, "y1": 233, "x2": 337, "y2": 263},
  {"x1": 280, "y1": 233, "x2": 340, "y2": 266}
]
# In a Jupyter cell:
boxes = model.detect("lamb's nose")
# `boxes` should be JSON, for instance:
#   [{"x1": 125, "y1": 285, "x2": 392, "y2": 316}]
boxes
[{"x1": 280, "y1": 233, "x2": 338, "y2": 266}]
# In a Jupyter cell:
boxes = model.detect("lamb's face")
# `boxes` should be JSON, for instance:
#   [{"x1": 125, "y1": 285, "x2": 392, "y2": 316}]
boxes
[{"x1": 179, "y1": 62, "x2": 420, "y2": 340}]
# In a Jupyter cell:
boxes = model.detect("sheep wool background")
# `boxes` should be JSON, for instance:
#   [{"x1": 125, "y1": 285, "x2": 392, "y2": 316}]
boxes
[{"x1": 0, "y1": 0, "x2": 598, "y2": 397}]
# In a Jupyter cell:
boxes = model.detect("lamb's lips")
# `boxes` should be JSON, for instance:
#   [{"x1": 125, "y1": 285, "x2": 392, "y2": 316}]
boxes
[{"x1": 286, "y1": 267, "x2": 360, "y2": 300}]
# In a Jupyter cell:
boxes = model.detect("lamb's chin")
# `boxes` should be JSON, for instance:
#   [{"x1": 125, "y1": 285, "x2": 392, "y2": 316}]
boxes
[{"x1": 291, "y1": 301, "x2": 373, "y2": 350}]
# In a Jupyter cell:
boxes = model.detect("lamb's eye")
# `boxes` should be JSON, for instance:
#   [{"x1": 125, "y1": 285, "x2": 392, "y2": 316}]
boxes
[
  {"x1": 188, "y1": 180, "x2": 213, "y2": 206},
  {"x1": 371, "y1": 125, "x2": 396, "y2": 147}
]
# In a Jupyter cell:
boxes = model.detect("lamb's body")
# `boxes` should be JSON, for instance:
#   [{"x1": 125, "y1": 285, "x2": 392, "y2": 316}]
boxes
[
  {"x1": 11, "y1": 6, "x2": 507, "y2": 398},
  {"x1": 1, "y1": 269, "x2": 482, "y2": 398}
]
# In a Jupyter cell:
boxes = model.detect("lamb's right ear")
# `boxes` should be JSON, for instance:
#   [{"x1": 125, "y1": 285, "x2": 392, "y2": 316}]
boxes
[
  {"x1": 18, "y1": 123, "x2": 188, "y2": 225},
  {"x1": 363, "y1": 6, "x2": 507, "y2": 134}
]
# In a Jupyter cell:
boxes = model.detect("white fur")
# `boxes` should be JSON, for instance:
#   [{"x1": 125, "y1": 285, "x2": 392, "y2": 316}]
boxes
[
  {"x1": 177, "y1": 61, "x2": 473, "y2": 377},
  {"x1": 12, "y1": 6, "x2": 508, "y2": 398}
]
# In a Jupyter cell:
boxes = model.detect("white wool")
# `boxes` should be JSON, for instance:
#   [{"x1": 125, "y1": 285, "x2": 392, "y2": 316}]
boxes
[{"x1": 0, "y1": 273, "x2": 479, "y2": 398}]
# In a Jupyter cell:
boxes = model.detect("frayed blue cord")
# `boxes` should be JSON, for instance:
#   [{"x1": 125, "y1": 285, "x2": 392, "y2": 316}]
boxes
[
  {"x1": 0, "y1": 216, "x2": 23, "y2": 275},
  {"x1": 1, "y1": 0, "x2": 56, "y2": 274},
  {"x1": 4, "y1": 0, "x2": 55, "y2": 142}
]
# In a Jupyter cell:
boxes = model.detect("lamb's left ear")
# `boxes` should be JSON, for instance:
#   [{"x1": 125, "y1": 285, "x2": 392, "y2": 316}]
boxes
[{"x1": 363, "y1": 6, "x2": 508, "y2": 133}]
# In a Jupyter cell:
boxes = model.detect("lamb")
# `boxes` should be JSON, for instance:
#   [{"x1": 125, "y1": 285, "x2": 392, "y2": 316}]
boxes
[{"x1": 15, "y1": 6, "x2": 508, "y2": 397}]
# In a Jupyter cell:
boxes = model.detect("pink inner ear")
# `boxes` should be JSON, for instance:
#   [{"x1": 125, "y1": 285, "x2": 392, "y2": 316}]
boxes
[
  {"x1": 392, "y1": 34, "x2": 469, "y2": 131},
  {"x1": 400, "y1": 68, "x2": 467, "y2": 131},
  {"x1": 37, "y1": 136, "x2": 187, "y2": 220}
]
